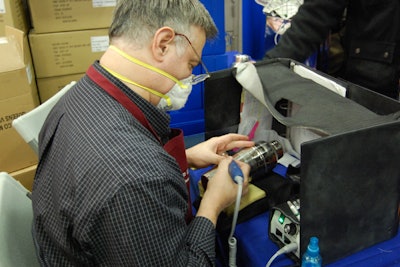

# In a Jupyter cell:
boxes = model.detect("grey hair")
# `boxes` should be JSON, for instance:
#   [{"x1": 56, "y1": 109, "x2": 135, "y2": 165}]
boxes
[{"x1": 109, "y1": 0, "x2": 218, "y2": 47}]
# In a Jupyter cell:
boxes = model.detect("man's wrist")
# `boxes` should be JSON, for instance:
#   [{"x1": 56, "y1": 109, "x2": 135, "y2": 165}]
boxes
[{"x1": 196, "y1": 194, "x2": 223, "y2": 226}]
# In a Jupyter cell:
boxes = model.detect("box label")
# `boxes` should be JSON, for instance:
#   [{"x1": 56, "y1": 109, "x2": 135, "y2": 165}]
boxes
[
  {"x1": 0, "y1": 0, "x2": 5, "y2": 14},
  {"x1": 51, "y1": 41, "x2": 76, "y2": 69},
  {"x1": 52, "y1": 1, "x2": 76, "y2": 23},
  {"x1": 0, "y1": 112, "x2": 24, "y2": 132},
  {"x1": 91, "y1": 36, "x2": 109, "y2": 52},
  {"x1": 0, "y1": 37, "x2": 7, "y2": 44},
  {"x1": 92, "y1": 0, "x2": 116, "y2": 8}
]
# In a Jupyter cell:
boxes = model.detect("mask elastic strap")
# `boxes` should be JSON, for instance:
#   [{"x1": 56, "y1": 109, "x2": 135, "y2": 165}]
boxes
[
  {"x1": 109, "y1": 45, "x2": 187, "y2": 89},
  {"x1": 101, "y1": 64, "x2": 172, "y2": 107}
]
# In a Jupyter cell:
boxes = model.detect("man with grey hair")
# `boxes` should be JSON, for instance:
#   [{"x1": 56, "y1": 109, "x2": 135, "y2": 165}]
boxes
[{"x1": 32, "y1": 0, "x2": 253, "y2": 266}]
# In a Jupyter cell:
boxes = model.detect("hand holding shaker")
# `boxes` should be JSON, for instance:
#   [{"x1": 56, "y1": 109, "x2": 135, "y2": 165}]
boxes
[{"x1": 201, "y1": 140, "x2": 284, "y2": 189}]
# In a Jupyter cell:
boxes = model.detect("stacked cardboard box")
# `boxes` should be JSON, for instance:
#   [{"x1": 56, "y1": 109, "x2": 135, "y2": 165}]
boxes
[
  {"x1": 27, "y1": 0, "x2": 115, "y2": 102},
  {"x1": 36, "y1": 73, "x2": 85, "y2": 103},
  {"x1": 28, "y1": 0, "x2": 114, "y2": 33},
  {"x1": 0, "y1": 0, "x2": 29, "y2": 36},
  {"x1": 29, "y1": 28, "x2": 108, "y2": 101},
  {"x1": 0, "y1": 26, "x2": 39, "y2": 178},
  {"x1": 0, "y1": 1, "x2": 37, "y2": 191}
]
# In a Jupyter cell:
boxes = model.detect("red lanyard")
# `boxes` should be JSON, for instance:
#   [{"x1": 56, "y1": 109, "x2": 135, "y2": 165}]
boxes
[
  {"x1": 87, "y1": 65, "x2": 192, "y2": 222},
  {"x1": 87, "y1": 65, "x2": 162, "y2": 144}
]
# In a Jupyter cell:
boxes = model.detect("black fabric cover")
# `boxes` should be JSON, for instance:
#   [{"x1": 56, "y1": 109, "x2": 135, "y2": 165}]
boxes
[
  {"x1": 300, "y1": 122, "x2": 400, "y2": 264},
  {"x1": 204, "y1": 69, "x2": 242, "y2": 140},
  {"x1": 255, "y1": 58, "x2": 400, "y2": 136}
]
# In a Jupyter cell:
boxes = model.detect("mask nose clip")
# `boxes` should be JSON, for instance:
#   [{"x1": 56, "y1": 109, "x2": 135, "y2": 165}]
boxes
[{"x1": 190, "y1": 73, "x2": 210, "y2": 85}]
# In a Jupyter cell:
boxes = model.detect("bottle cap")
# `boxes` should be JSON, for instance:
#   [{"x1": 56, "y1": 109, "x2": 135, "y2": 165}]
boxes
[{"x1": 307, "y1": 236, "x2": 320, "y2": 257}]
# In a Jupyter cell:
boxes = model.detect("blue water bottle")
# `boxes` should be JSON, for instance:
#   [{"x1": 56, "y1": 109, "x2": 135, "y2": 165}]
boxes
[{"x1": 301, "y1": 236, "x2": 322, "y2": 267}]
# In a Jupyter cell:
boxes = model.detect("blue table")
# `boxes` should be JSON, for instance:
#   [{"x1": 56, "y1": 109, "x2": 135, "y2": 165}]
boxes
[
  {"x1": 190, "y1": 167, "x2": 400, "y2": 267},
  {"x1": 235, "y1": 211, "x2": 400, "y2": 267}
]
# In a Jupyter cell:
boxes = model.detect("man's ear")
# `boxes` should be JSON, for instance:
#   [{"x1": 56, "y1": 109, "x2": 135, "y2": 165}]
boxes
[{"x1": 152, "y1": 27, "x2": 175, "y2": 61}]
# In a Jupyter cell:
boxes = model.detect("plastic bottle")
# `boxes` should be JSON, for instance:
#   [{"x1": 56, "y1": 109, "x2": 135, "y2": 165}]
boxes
[{"x1": 301, "y1": 236, "x2": 322, "y2": 267}]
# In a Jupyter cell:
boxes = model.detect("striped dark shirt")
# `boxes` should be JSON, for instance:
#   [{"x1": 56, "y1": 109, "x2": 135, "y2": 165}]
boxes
[{"x1": 32, "y1": 62, "x2": 216, "y2": 266}]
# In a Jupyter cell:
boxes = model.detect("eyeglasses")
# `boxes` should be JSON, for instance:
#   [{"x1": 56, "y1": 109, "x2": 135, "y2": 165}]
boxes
[{"x1": 175, "y1": 32, "x2": 210, "y2": 85}]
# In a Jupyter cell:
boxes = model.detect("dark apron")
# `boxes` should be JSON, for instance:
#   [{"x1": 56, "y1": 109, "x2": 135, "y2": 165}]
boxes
[{"x1": 87, "y1": 65, "x2": 193, "y2": 223}]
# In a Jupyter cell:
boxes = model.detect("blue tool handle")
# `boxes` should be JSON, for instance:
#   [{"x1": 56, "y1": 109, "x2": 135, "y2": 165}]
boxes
[{"x1": 229, "y1": 160, "x2": 244, "y2": 184}]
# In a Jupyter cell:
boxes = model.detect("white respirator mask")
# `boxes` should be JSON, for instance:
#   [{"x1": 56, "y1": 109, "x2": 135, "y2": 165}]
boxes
[{"x1": 106, "y1": 45, "x2": 209, "y2": 111}]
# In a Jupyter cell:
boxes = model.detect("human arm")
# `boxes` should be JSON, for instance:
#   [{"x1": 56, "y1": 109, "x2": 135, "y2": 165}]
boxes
[
  {"x1": 185, "y1": 133, "x2": 255, "y2": 169},
  {"x1": 86, "y1": 155, "x2": 249, "y2": 266},
  {"x1": 88, "y1": 163, "x2": 219, "y2": 266},
  {"x1": 265, "y1": 0, "x2": 347, "y2": 62}
]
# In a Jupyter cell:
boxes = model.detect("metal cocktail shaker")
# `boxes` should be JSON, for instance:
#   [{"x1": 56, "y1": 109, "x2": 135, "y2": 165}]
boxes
[{"x1": 201, "y1": 140, "x2": 284, "y2": 186}]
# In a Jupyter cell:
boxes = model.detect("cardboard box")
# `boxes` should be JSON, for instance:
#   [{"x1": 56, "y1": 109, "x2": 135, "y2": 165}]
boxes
[
  {"x1": 37, "y1": 73, "x2": 84, "y2": 103},
  {"x1": 0, "y1": 0, "x2": 29, "y2": 36},
  {"x1": 0, "y1": 26, "x2": 39, "y2": 173},
  {"x1": 27, "y1": 0, "x2": 115, "y2": 33},
  {"x1": 29, "y1": 28, "x2": 109, "y2": 78},
  {"x1": 10, "y1": 164, "x2": 37, "y2": 191}
]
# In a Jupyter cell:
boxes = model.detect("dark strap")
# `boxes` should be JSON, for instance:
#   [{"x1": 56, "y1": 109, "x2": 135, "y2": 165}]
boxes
[
  {"x1": 87, "y1": 65, "x2": 193, "y2": 223},
  {"x1": 87, "y1": 65, "x2": 162, "y2": 144}
]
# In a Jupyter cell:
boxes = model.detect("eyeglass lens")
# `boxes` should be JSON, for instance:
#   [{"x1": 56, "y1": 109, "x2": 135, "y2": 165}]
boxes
[{"x1": 175, "y1": 32, "x2": 211, "y2": 83}]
